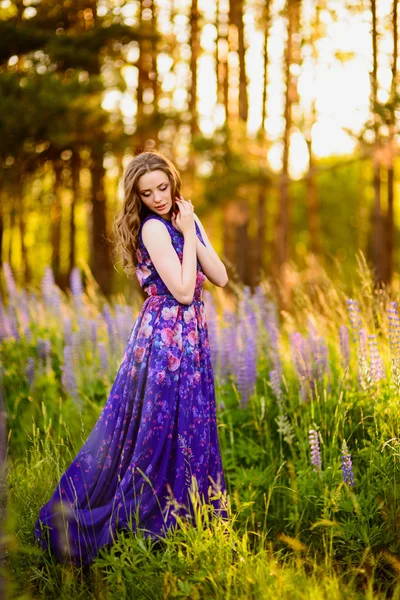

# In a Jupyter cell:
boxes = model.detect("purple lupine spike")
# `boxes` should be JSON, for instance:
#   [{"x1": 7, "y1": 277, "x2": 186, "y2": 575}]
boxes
[
  {"x1": 98, "y1": 341, "x2": 109, "y2": 374},
  {"x1": 368, "y1": 334, "x2": 385, "y2": 383},
  {"x1": 269, "y1": 369, "x2": 283, "y2": 409},
  {"x1": 78, "y1": 315, "x2": 88, "y2": 346},
  {"x1": 339, "y1": 325, "x2": 350, "y2": 370},
  {"x1": 17, "y1": 290, "x2": 30, "y2": 329},
  {"x1": 61, "y1": 345, "x2": 80, "y2": 406},
  {"x1": 2, "y1": 262, "x2": 17, "y2": 299},
  {"x1": 309, "y1": 429, "x2": 322, "y2": 471},
  {"x1": 89, "y1": 319, "x2": 98, "y2": 346},
  {"x1": 316, "y1": 337, "x2": 329, "y2": 381},
  {"x1": 203, "y1": 291, "x2": 219, "y2": 373},
  {"x1": 236, "y1": 319, "x2": 250, "y2": 407},
  {"x1": 388, "y1": 302, "x2": 400, "y2": 358},
  {"x1": 36, "y1": 338, "x2": 47, "y2": 360},
  {"x1": 265, "y1": 301, "x2": 282, "y2": 375},
  {"x1": 0, "y1": 297, "x2": 11, "y2": 340},
  {"x1": 26, "y1": 357, "x2": 35, "y2": 387},
  {"x1": 6, "y1": 304, "x2": 20, "y2": 340},
  {"x1": 219, "y1": 310, "x2": 236, "y2": 382},
  {"x1": 63, "y1": 316, "x2": 72, "y2": 346},
  {"x1": 41, "y1": 266, "x2": 55, "y2": 307},
  {"x1": 70, "y1": 267, "x2": 83, "y2": 311},
  {"x1": 23, "y1": 325, "x2": 32, "y2": 341},
  {"x1": 340, "y1": 440, "x2": 355, "y2": 486},
  {"x1": 347, "y1": 298, "x2": 361, "y2": 341},
  {"x1": 359, "y1": 328, "x2": 368, "y2": 359}
]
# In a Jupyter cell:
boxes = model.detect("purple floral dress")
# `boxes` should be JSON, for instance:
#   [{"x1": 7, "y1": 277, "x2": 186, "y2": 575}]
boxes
[{"x1": 34, "y1": 213, "x2": 227, "y2": 566}]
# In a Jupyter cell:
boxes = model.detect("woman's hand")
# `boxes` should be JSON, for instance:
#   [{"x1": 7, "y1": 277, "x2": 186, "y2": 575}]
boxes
[{"x1": 171, "y1": 195, "x2": 195, "y2": 235}]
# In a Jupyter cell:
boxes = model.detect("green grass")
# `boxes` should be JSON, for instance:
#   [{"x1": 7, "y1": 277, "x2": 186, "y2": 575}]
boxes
[{"x1": 2, "y1": 259, "x2": 400, "y2": 599}]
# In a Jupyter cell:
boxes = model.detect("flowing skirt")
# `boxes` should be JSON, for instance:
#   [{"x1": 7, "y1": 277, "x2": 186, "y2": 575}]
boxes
[{"x1": 34, "y1": 294, "x2": 227, "y2": 566}]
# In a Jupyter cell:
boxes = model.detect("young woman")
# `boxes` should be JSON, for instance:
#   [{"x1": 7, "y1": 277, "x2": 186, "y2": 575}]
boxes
[{"x1": 34, "y1": 150, "x2": 229, "y2": 566}]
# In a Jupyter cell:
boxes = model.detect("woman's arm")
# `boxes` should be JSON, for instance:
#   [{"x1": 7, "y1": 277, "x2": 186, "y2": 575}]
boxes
[
  {"x1": 193, "y1": 213, "x2": 228, "y2": 287},
  {"x1": 142, "y1": 218, "x2": 197, "y2": 305}
]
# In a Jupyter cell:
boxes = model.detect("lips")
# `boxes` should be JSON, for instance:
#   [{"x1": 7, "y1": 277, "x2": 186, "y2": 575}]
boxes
[{"x1": 156, "y1": 204, "x2": 167, "y2": 211}]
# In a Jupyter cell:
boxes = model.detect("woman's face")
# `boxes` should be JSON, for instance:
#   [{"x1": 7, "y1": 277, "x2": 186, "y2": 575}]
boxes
[{"x1": 137, "y1": 169, "x2": 173, "y2": 220}]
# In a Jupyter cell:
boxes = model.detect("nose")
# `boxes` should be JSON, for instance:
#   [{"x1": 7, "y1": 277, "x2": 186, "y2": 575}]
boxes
[{"x1": 154, "y1": 191, "x2": 165, "y2": 204}]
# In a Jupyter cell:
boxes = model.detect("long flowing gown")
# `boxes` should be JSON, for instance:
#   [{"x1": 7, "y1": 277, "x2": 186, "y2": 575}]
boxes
[{"x1": 33, "y1": 213, "x2": 227, "y2": 566}]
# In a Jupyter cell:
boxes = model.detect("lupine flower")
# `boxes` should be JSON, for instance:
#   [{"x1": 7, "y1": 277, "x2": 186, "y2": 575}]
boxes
[
  {"x1": 103, "y1": 304, "x2": 117, "y2": 356},
  {"x1": 368, "y1": 334, "x2": 385, "y2": 382},
  {"x1": 89, "y1": 319, "x2": 98, "y2": 347},
  {"x1": 61, "y1": 345, "x2": 80, "y2": 406},
  {"x1": 347, "y1": 298, "x2": 361, "y2": 341},
  {"x1": 339, "y1": 325, "x2": 350, "y2": 370},
  {"x1": 290, "y1": 332, "x2": 312, "y2": 401},
  {"x1": 2, "y1": 262, "x2": 17, "y2": 299},
  {"x1": 265, "y1": 301, "x2": 282, "y2": 375},
  {"x1": 269, "y1": 369, "x2": 283, "y2": 409},
  {"x1": 357, "y1": 328, "x2": 371, "y2": 389},
  {"x1": 63, "y1": 316, "x2": 72, "y2": 346},
  {"x1": 70, "y1": 267, "x2": 83, "y2": 312},
  {"x1": 341, "y1": 440, "x2": 355, "y2": 486},
  {"x1": 0, "y1": 297, "x2": 11, "y2": 341},
  {"x1": 220, "y1": 311, "x2": 237, "y2": 382},
  {"x1": 388, "y1": 302, "x2": 400, "y2": 358},
  {"x1": 203, "y1": 291, "x2": 219, "y2": 372},
  {"x1": 41, "y1": 266, "x2": 61, "y2": 318},
  {"x1": 26, "y1": 357, "x2": 35, "y2": 387},
  {"x1": 309, "y1": 429, "x2": 322, "y2": 471}
]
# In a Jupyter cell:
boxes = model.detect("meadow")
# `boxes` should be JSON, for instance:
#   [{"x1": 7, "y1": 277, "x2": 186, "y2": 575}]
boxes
[{"x1": 1, "y1": 255, "x2": 400, "y2": 599}]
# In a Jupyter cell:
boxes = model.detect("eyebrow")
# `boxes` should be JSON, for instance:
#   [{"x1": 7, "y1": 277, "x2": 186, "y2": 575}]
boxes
[{"x1": 139, "y1": 181, "x2": 169, "y2": 193}]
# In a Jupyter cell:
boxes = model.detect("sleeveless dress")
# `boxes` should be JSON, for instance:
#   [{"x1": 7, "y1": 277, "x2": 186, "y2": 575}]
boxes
[{"x1": 33, "y1": 213, "x2": 227, "y2": 566}]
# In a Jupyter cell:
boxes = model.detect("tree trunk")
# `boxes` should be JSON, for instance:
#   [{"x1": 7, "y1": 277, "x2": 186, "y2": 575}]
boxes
[
  {"x1": 216, "y1": 0, "x2": 229, "y2": 122},
  {"x1": 189, "y1": 0, "x2": 199, "y2": 137},
  {"x1": 229, "y1": 0, "x2": 248, "y2": 122},
  {"x1": 383, "y1": 0, "x2": 398, "y2": 284},
  {"x1": 51, "y1": 161, "x2": 63, "y2": 286},
  {"x1": 90, "y1": 154, "x2": 113, "y2": 296},
  {"x1": 69, "y1": 151, "x2": 80, "y2": 274},
  {"x1": 273, "y1": 0, "x2": 301, "y2": 282},
  {"x1": 306, "y1": 139, "x2": 320, "y2": 255},
  {"x1": 18, "y1": 180, "x2": 31, "y2": 283},
  {"x1": 370, "y1": 0, "x2": 384, "y2": 284}
]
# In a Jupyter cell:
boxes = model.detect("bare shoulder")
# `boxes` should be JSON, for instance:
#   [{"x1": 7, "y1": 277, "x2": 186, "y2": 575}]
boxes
[{"x1": 142, "y1": 218, "x2": 171, "y2": 243}]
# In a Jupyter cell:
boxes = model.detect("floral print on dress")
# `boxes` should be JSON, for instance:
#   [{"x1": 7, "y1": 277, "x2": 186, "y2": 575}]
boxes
[{"x1": 34, "y1": 212, "x2": 227, "y2": 567}]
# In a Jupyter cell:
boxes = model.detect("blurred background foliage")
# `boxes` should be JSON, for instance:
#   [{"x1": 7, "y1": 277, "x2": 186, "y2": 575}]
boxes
[{"x1": 0, "y1": 0, "x2": 399, "y2": 305}]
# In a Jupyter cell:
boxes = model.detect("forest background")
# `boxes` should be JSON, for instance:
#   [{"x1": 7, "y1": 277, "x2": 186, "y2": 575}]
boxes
[{"x1": 1, "y1": 0, "x2": 399, "y2": 303}]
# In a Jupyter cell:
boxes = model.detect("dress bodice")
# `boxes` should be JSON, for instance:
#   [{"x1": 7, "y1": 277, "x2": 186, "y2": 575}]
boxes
[{"x1": 135, "y1": 213, "x2": 207, "y2": 302}]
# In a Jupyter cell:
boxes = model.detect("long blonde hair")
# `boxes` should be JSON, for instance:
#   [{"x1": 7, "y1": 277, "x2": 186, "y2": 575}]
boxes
[{"x1": 113, "y1": 150, "x2": 181, "y2": 278}]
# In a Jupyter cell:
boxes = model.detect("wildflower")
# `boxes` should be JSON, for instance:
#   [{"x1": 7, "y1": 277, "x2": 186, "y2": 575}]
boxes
[
  {"x1": 368, "y1": 334, "x2": 385, "y2": 382},
  {"x1": 339, "y1": 325, "x2": 350, "y2": 370},
  {"x1": 340, "y1": 440, "x2": 355, "y2": 486},
  {"x1": 346, "y1": 299, "x2": 361, "y2": 340},
  {"x1": 220, "y1": 311, "x2": 237, "y2": 382},
  {"x1": 26, "y1": 357, "x2": 35, "y2": 387},
  {"x1": 203, "y1": 290, "x2": 218, "y2": 372},
  {"x1": 2, "y1": 262, "x2": 17, "y2": 299},
  {"x1": 269, "y1": 369, "x2": 283, "y2": 409},
  {"x1": 70, "y1": 267, "x2": 83, "y2": 311},
  {"x1": 308, "y1": 429, "x2": 322, "y2": 471},
  {"x1": 62, "y1": 321, "x2": 72, "y2": 354},
  {"x1": 61, "y1": 345, "x2": 81, "y2": 406},
  {"x1": 276, "y1": 414, "x2": 294, "y2": 445}
]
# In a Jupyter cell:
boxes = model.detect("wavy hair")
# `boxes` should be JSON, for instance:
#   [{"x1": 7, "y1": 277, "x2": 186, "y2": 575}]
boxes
[{"x1": 112, "y1": 150, "x2": 181, "y2": 279}]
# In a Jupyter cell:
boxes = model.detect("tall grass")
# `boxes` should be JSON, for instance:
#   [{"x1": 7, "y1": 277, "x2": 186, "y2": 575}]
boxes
[{"x1": 1, "y1": 257, "x2": 400, "y2": 599}]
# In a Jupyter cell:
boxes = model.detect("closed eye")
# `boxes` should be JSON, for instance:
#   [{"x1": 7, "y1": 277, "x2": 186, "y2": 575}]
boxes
[{"x1": 141, "y1": 183, "x2": 169, "y2": 197}]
